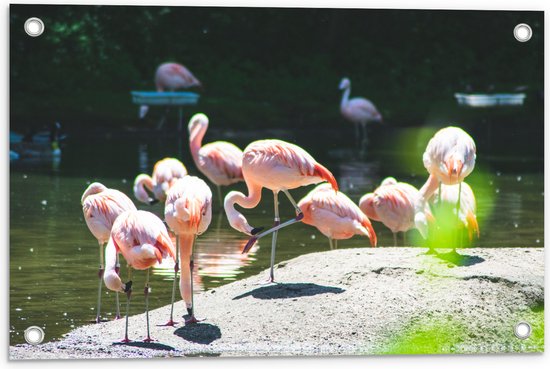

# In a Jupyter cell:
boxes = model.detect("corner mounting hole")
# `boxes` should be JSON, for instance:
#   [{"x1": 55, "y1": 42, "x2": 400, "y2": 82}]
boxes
[
  {"x1": 514, "y1": 322, "x2": 531, "y2": 339},
  {"x1": 24, "y1": 17, "x2": 45, "y2": 37},
  {"x1": 514, "y1": 23, "x2": 532, "y2": 42},
  {"x1": 24, "y1": 326, "x2": 45, "y2": 345}
]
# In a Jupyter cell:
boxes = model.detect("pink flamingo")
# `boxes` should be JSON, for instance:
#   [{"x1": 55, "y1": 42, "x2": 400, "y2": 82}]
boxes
[
  {"x1": 339, "y1": 77, "x2": 382, "y2": 148},
  {"x1": 164, "y1": 176, "x2": 212, "y2": 325},
  {"x1": 421, "y1": 127, "x2": 476, "y2": 189},
  {"x1": 431, "y1": 181, "x2": 479, "y2": 243},
  {"x1": 134, "y1": 157, "x2": 188, "y2": 204},
  {"x1": 188, "y1": 113, "x2": 244, "y2": 206},
  {"x1": 81, "y1": 182, "x2": 137, "y2": 323},
  {"x1": 359, "y1": 177, "x2": 432, "y2": 246},
  {"x1": 297, "y1": 183, "x2": 377, "y2": 249},
  {"x1": 103, "y1": 210, "x2": 176, "y2": 343},
  {"x1": 415, "y1": 126, "x2": 476, "y2": 236},
  {"x1": 225, "y1": 139, "x2": 338, "y2": 283},
  {"x1": 155, "y1": 62, "x2": 202, "y2": 92},
  {"x1": 140, "y1": 62, "x2": 202, "y2": 119}
]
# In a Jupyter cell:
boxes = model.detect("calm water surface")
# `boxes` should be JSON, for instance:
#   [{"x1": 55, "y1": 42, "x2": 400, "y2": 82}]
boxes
[{"x1": 9, "y1": 127, "x2": 544, "y2": 344}]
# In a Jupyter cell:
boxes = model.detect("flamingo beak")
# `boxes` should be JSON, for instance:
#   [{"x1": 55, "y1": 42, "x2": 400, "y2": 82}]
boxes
[
  {"x1": 446, "y1": 158, "x2": 464, "y2": 181},
  {"x1": 123, "y1": 280, "x2": 133, "y2": 295},
  {"x1": 149, "y1": 198, "x2": 159, "y2": 205},
  {"x1": 241, "y1": 213, "x2": 304, "y2": 254}
]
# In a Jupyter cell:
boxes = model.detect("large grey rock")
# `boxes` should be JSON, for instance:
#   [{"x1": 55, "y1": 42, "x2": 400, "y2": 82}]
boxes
[{"x1": 9, "y1": 247, "x2": 544, "y2": 359}]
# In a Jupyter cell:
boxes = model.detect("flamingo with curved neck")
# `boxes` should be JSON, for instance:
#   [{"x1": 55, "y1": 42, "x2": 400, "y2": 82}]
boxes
[
  {"x1": 188, "y1": 113, "x2": 244, "y2": 206},
  {"x1": 224, "y1": 139, "x2": 338, "y2": 283}
]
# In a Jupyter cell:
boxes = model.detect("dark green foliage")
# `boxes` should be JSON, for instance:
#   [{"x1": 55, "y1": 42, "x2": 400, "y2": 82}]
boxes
[{"x1": 10, "y1": 5, "x2": 544, "y2": 131}]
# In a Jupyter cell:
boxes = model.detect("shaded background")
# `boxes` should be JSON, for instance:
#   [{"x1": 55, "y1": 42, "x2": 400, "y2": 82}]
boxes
[{"x1": 10, "y1": 6, "x2": 543, "y2": 156}]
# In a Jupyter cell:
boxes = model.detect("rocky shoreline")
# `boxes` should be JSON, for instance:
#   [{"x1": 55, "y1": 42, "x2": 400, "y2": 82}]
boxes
[{"x1": 9, "y1": 247, "x2": 544, "y2": 360}]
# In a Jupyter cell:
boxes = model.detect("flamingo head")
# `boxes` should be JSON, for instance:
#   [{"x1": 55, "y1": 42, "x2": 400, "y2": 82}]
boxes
[
  {"x1": 104, "y1": 268, "x2": 132, "y2": 294},
  {"x1": 188, "y1": 113, "x2": 209, "y2": 137},
  {"x1": 339, "y1": 77, "x2": 350, "y2": 90},
  {"x1": 444, "y1": 154, "x2": 464, "y2": 183},
  {"x1": 380, "y1": 177, "x2": 397, "y2": 186}
]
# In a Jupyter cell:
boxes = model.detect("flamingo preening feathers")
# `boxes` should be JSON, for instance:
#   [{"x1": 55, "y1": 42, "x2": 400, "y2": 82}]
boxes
[{"x1": 133, "y1": 157, "x2": 188, "y2": 204}]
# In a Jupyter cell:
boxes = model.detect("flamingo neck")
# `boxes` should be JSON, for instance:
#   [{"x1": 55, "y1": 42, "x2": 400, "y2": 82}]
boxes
[
  {"x1": 340, "y1": 86, "x2": 350, "y2": 111},
  {"x1": 103, "y1": 239, "x2": 123, "y2": 292},
  {"x1": 178, "y1": 234, "x2": 195, "y2": 307},
  {"x1": 189, "y1": 124, "x2": 207, "y2": 164},
  {"x1": 224, "y1": 180, "x2": 263, "y2": 233},
  {"x1": 417, "y1": 174, "x2": 440, "y2": 211},
  {"x1": 134, "y1": 175, "x2": 154, "y2": 204}
]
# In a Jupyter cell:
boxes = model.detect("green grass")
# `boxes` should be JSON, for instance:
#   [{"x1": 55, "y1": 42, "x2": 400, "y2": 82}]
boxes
[{"x1": 374, "y1": 310, "x2": 544, "y2": 355}]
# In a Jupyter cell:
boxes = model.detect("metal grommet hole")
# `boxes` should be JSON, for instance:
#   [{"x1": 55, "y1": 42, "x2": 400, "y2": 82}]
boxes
[
  {"x1": 514, "y1": 23, "x2": 532, "y2": 42},
  {"x1": 514, "y1": 322, "x2": 531, "y2": 339},
  {"x1": 24, "y1": 17, "x2": 45, "y2": 37},
  {"x1": 24, "y1": 326, "x2": 45, "y2": 345}
]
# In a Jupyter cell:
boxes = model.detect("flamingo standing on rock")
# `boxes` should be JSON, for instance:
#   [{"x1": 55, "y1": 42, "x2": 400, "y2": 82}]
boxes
[
  {"x1": 297, "y1": 183, "x2": 377, "y2": 249},
  {"x1": 414, "y1": 126, "x2": 476, "y2": 249},
  {"x1": 188, "y1": 113, "x2": 244, "y2": 207},
  {"x1": 134, "y1": 157, "x2": 188, "y2": 205},
  {"x1": 165, "y1": 176, "x2": 212, "y2": 325},
  {"x1": 224, "y1": 139, "x2": 339, "y2": 283},
  {"x1": 103, "y1": 210, "x2": 176, "y2": 342},
  {"x1": 359, "y1": 177, "x2": 432, "y2": 246},
  {"x1": 339, "y1": 77, "x2": 382, "y2": 149},
  {"x1": 81, "y1": 182, "x2": 137, "y2": 323}
]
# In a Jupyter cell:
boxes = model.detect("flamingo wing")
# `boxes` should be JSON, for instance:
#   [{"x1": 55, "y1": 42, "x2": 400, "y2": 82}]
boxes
[{"x1": 198, "y1": 142, "x2": 244, "y2": 185}]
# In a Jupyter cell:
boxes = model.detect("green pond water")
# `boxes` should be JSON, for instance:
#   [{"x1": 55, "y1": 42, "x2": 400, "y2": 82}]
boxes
[{"x1": 9, "y1": 126, "x2": 544, "y2": 345}]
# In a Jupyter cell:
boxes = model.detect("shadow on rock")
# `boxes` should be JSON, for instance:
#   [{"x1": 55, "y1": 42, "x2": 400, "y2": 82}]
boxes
[
  {"x1": 436, "y1": 251, "x2": 485, "y2": 267},
  {"x1": 233, "y1": 282, "x2": 345, "y2": 300},
  {"x1": 113, "y1": 341, "x2": 175, "y2": 351},
  {"x1": 174, "y1": 323, "x2": 221, "y2": 344}
]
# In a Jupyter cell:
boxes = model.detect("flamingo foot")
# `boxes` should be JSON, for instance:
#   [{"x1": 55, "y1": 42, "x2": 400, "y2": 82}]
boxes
[
  {"x1": 143, "y1": 337, "x2": 155, "y2": 343},
  {"x1": 120, "y1": 336, "x2": 131, "y2": 343},
  {"x1": 114, "y1": 314, "x2": 122, "y2": 320},
  {"x1": 158, "y1": 319, "x2": 178, "y2": 327},
  {"x1": 256, "y1": 276, "x2": 276, "y2": 285},
  {"x1": 184, "y1": 315, "x2": 205, "y2": 325}
]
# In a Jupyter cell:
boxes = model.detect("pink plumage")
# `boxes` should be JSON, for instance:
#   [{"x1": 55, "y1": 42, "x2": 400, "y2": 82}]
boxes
[
  {"x1": 133, "y1": 157, "x2": 188, "y2": 204},
  {"x1": 299, "y1": 183, "x2": 377, "y2": 247},
  {"x1": 224, "y1": 139, "x2": 339, "y2": 282},
  {"x1": 164, "y1": 175, "x2": 212, "y2": 324},
  {"x1": 82, "y1": 182, "x2": 137, "y2": 244},
  {"x1": 155, "y1": 62, "x2": 201, "y2": 91},
  {"x1": 188, "y1": 113, "x2": 244, "y2": 187},
  {"x1": 359, "y1": 177, "x2": 431, "y2": 242}
]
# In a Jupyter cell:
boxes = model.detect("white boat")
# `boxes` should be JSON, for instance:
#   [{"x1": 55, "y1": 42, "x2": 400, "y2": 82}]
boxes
[{"x1": 454, "y1": 93, "x2": 526, "y2": 107}]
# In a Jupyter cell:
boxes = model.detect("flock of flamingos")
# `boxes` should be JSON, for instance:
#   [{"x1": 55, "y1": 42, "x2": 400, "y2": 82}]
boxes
[{"x1": 80, "y1": 62, "x2": 479, "y2": 343}]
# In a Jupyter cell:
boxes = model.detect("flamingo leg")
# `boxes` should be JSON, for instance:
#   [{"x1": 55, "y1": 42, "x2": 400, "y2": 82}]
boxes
[
  {"x1": 329, "y1": 238, "x2": 334, "y2": 250},
  {"x1": 453, "y1": 182, "x2": 463, "y2": 252},
  {"x1": 185, "y1": 236, "x2": 205, "y2": 325},
  {"x1": 121, "y1": 268, "x2": 133, "y2": 343},
  {"x1": 334, "y1": 239, "x2": 338, "y2": 249},
  {"x1": 114, "y1": 253, "x2": 121, "y2": 320},
  {"x1": 216, "y1": 185, "x2": 223, "y2": 209},
  {"x1": 354, "y1": 123, "x2": 360, "y2": 149},
  {"x1": 161, "y1": 236, "x2": 179, "y2": 327},
  {"x1": 266, "y1": 191, "x2": 280, "y2": 284},
  {"x1": 393, "y1": 232, "x2": 397, "y2": 247},
  {"x1": 96, "y1": 242, "x2": 104, "y2": 323},
  {"x1": 282, "y1": 189, "x2": 302, "y2": 216},
  {"x1": 143, "y1": 269, "x2": 153, "y2": 342}
]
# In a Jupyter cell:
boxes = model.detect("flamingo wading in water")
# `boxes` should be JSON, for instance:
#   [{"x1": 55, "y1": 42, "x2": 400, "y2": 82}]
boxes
[
  {"x1": 134, "y1": 157, "x2": 188, "y2": 205},
  {"x1": 165, "y1": 176, "x2": 212, "y2": 324},
  {"x1": 81, "y1": 182, "x2": 137, "y2": 323},
  {"x1": 188, "y1": 113, "x2": 244, "y2": 207},
  {"x1": 224, "y1": 139, "x2": 339, "y2": 283},
  {"x1": 104, "y1": 210, "x2": 176, "y2": 343},
  {"x1": 359, "y1": 177, "x2": 432, "y2": 246},
  {"x1": 339, "y1": 77, "x2": 382, "y2": 149}
]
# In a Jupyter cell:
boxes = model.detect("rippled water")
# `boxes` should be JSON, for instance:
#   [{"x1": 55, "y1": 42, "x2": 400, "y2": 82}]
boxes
[{"x1": 9, "y1": 127, "x2": 544, "y2": 344}]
